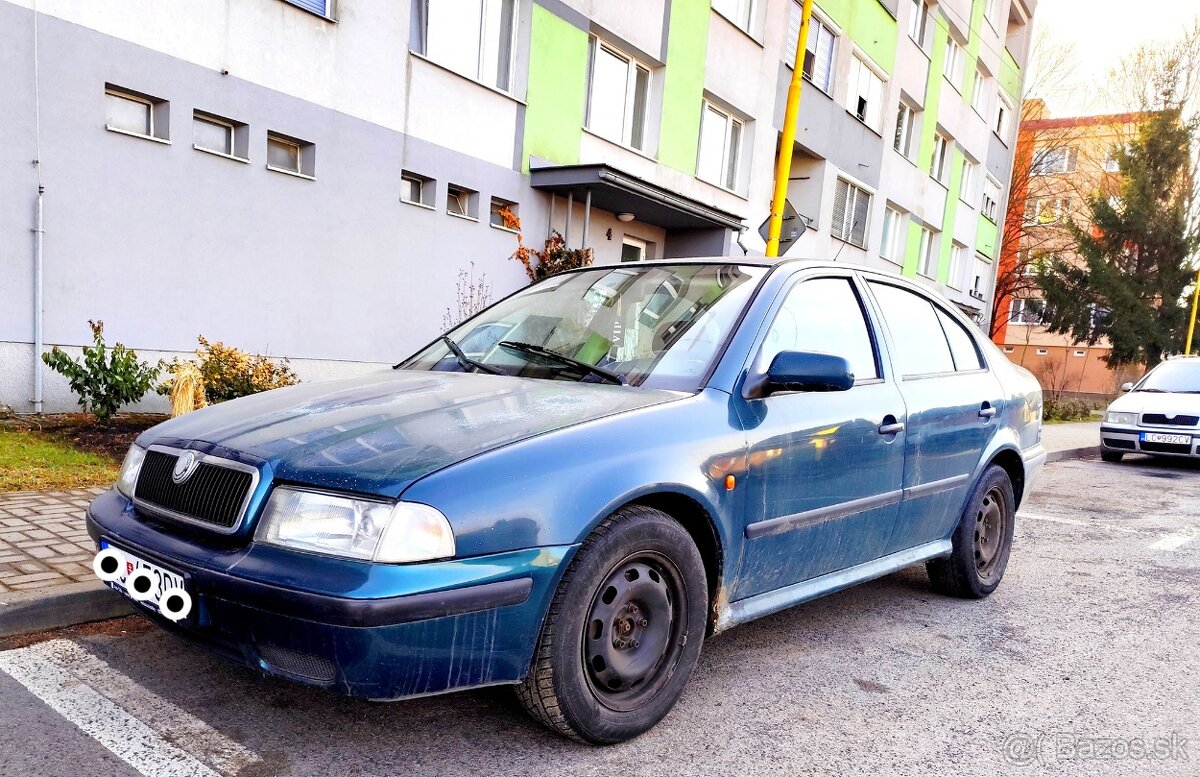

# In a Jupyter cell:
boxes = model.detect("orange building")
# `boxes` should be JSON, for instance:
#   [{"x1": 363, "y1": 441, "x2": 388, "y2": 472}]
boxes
[{"x1": 990, "y1": 103, "x2": 1146, "y2": 398}]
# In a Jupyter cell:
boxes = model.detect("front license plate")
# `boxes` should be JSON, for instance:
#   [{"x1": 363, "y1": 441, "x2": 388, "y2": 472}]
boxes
[
  {"x1": 1141, "y1": 432, "x2": 1191, "y2": 446},
  {"x1": 99, "y1": 540, "x2": 186, "y2": 613}
]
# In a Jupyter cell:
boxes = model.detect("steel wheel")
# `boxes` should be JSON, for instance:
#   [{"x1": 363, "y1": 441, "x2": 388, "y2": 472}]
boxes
[
  {"x1": 582, "y1": 552, "x2": 686, "y2": 713},
  {"x1": 973, "y1": 486, "x2": 1008, "y2": 581}
]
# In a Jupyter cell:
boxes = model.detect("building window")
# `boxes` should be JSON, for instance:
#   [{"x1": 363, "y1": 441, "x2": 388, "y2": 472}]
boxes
[
  {"x1": 283, "y1": 0, "x2": 335, "y2": 18},
  {"x1": 447, "y1": 183, "x2": 479, "y2": 219},
  {"x1": 943, "y1": 37, "x2": 963, "y2": 86},
  {"x1": 192, "y1": 111, "x2": 248, "y2": 160},
  {"x1": 1031, "y1": 146, "x2": 1079, "y2": 175},
  {"x1": 880, "y1": 206, "x2": 905, "y2": 264},
  {"x1": 713, "y1": 0, "x2": 754, "y2": 32},
  {"x1": 982, "y1": 175, "x2": 1002, "y2": 221},
  {"x1": 831, "y1": 178, "x2": 871, "y2": 248},
  {"x1": 960, "y1": 159, "x2": 977, "y2": 203},
  {"x1": 1029, "y1": 197, "x2": 1070, "y2": 224},
  {"x1": 697, "y1": 101, "x2": 743, "y2": 190},
  {"x1": 418, "y1": 0, "x2": 517, "y2": 92},
  {"x1": 621, "y1": 236, "x2": 648, "y2": 262},
  {"x1": 971, "y1": 69, "x2": 988, "y2": 114},
  {"x1": 932, "y1": 132, "x2": 951, "y2": 185},
  {"x1": 489, "y1": 196, "x2": 517, "y2": 228},
  {"x1": 401, "y1": 170, "x2": 435, "y2": 207},
  {"x1": 1003, "y1": 346, "x2": 1015, "y2": 353},
  {"x1": 916, "y1": 226, "x2": 936, "y2": 277},
  {"x1": 1009, "y1": 298, "x2": 1046, "y2": 325},
  {"x1": 894, "y1": 101, "x2": 917, "y2": 159},
  {"x1": 1036, "y1": 349, "x2": 1049, "y2": 356},
  {"x1": 848, "y1": 56, "x2": 885, "y2": 132},
  {"x1": 587, "y1": 39, "x2": 651, "y2": 151},
  {"x1": 266, "y1": 132, "x2": 315, "y2": 178},
  {"x1": 948, "y1": 243, "x2": 964, "y2": 288},
  {"x1": 787, "y1": 4, "x2": 836, "y2": 94},
  {"x1": 995, "y1": 93, "x2": 1013, "y2": 138},
  {"x1": 1074, "y1": 349, "x2": 1086, "y2": 357},
  {"x1": 105, "y1": 86, "x2": 168, "y2": 142},
  {"x1": 908, "y1": 0, "x2": 930, "y2": 48}
]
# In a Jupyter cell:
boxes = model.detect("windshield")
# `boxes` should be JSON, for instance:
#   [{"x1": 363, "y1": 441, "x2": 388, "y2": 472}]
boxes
[
  {"x1": 1135, "y1": 360, "x2": 1200, "y2": 393},
  {"x1": 401, "y1": 264, "x2": 767, "y2": 390}
]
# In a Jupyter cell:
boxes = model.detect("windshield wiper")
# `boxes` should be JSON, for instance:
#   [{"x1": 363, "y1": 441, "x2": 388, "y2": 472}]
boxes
[
  {"x1": 442, "y1": 335, "x2": 507, "y2": 376},
  {"x1": 497, "y1": 341, "x2": 626, "y2": 385},
  {"x1": 1134, "y1": 388, "x2": 1168, "y2": 393}
]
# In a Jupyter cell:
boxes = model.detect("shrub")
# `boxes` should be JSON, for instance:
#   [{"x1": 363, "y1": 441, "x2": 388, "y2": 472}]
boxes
[
  {"x1": 502, "y1": 207, "x2": 592, "y2": 282},
  {"x1": 160, "y1": 336, "x2": 298, "y2": 407},
  {"x1": 42, "y1": 320, "x2": 160, "y2": 423},
  {"x1": 442, "y1": 262, "x2": 493, "y2": 330},
  {"x1": 1042, "y1": 396, "x2": 1094, "y2": 422}
]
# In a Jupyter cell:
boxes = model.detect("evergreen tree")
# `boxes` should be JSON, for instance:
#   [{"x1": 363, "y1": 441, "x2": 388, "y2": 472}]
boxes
[{"x1": 1036, "y1": 105, "x2": 1196, "y2": 367}]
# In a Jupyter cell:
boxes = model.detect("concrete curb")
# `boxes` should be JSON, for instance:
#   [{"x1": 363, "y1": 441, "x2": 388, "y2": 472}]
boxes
[
  {"x1": 0, "y1": 580, "x2": 133, "y2": 638},
  {"x1": 1046, "y1": 446, "x2": 1100, "y2": 463}
]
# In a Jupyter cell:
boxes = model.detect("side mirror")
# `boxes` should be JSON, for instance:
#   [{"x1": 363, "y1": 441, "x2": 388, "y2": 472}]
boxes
[
  {"x1": 1121, "y1": 382, "x2": 1134, "y2": 392},
  {"x1": 761, "y1": 351, "x2": 855, "y2": 396}
]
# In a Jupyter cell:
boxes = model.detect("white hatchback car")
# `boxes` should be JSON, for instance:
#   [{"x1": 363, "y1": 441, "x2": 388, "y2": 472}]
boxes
[{"x1": 1100, "y1": 356, "x2": 1200, "y2": 462}]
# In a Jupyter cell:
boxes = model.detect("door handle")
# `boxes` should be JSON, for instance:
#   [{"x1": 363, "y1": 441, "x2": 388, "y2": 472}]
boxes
[
  {"x1": 878, "y1": 416, "x2": 905, "y2": 435},
  {"x1": 978, "y1": 402, "x2": 998, "y2": 419}
]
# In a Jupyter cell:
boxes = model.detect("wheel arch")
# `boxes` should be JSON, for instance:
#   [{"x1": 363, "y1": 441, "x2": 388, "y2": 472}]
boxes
[{"x1": 986, "y1": 446, "x2": 1026, "y2": 509}]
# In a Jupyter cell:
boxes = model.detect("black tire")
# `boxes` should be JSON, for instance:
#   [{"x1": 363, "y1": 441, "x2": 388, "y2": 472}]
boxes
[
  {"x1": 926, "y1": 464, "x2": 1016, "y2": 599},
  {"x1": 1101, "y1": 451, "x2": 1124, "y2": 463},
  {"x1": 515, "y1": 505, "x2": 708, "y2": 744}
]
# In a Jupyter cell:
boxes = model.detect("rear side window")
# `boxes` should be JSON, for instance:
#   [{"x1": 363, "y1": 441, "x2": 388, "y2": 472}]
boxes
[
  {"x1": 760, "y1": 277, "x2": 879, "y2": 381},
  {"x1": 867, "y1": 282, "x2": 954, "y2": 377},
  {"x1": 937, "y1": 308, "x2": 984, "y2": 370}
]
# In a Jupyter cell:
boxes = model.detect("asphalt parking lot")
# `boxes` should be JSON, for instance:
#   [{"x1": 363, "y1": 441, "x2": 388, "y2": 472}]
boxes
[{"x1": 2, "y1": 455, "x2": 1197, "y2": 777}]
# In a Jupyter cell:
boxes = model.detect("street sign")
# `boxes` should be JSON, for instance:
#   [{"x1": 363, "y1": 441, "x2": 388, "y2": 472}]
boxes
[{"x1": 758, "y1": 199, "x2": 806, "y2": 255}]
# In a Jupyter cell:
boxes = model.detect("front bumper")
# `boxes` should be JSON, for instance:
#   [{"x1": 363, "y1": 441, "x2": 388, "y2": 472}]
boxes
[
  {"x1": 1100, "y1": 425, "x2": 1200, "y2": 457},
  {"x1": 86, "y1": 489, "x2": 574, "y2": 700}
]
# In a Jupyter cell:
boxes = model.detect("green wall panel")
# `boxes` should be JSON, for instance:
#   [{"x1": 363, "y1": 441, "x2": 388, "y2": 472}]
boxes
[
  {"x1": 976, "y1": 214, "x2": 998, "y2": 258},
  {"x1": 999, "y1": 48, "x2": 1022, "y2": 102},
  {"x1": 522, "y1": 6, "x2": 589, "y2": 171},
  {"x1": 658, "y1": 0, "x2": 710, "y2": 174},
  {"x1": 817, "y1": 0, "x2": 898, "y2": 74}
]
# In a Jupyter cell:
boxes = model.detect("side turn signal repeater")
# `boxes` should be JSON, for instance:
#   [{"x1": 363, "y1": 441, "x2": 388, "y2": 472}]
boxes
[{"x1": 725, "y1": 474, "x2": 736, "y2": 491}]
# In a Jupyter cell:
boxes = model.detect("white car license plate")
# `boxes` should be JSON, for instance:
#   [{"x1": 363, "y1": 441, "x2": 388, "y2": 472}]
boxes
[
  {"x1": 1141, "y1": 432, "x2": 1191, "y2": 446},
  {"x1": 99, "y1": 540, "x2": 185, "y2": 613}
]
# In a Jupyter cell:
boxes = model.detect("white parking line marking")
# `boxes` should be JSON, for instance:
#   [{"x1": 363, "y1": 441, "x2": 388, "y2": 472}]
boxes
[
  {"x1": 1018, "y1": 512, "x2": 1140, "y2": 533},
  {"x1": 1150, "y1": 534, "x2": 1194, "y2": 551},
  {"x1": 0, "y1": 639, "x2": 259, "y2": 777}
]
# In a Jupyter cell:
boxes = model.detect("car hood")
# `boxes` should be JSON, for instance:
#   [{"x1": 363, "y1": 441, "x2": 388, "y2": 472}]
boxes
[
  {"x1": 1107, "y1": 391, "x2": 1200, "y2": 417},
  {"x1": 139, "y1": 369, "x2": 680, "y2": 495}
]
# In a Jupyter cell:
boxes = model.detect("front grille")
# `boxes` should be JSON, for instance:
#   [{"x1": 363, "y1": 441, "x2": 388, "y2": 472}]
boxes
[
  {"x1": 257, "y1": 643, "x2": 337, "y2": 683},
  {"x1": 1140, "y1": 441, "x2": 1193, "y2": 455},
  {"x1": 1142, "y1": 413, "x2": 1199, "y2": 427},
  {"x1": 1103, "y1": 438, "x2": 1137, "y2": 450},
  {"x1": 135, "y1": 449, "x2": 255, "y2": 530}
]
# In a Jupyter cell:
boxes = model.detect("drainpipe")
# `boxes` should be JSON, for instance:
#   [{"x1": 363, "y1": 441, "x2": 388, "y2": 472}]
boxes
[{"x1": 32, "y1": 186, "x2": 44, "y2": 414}]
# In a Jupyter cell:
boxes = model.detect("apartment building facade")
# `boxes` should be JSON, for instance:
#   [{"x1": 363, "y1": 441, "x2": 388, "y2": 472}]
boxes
[
  {"x1": 991, "y1": 105, "x2": 1143, "y2": 397},
  {"x1": 1, "y1": 0, "x2": 1033, "y2": 413}
]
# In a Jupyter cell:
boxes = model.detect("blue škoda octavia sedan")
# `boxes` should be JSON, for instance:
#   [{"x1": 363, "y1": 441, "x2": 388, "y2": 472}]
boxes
[{"x1": 87, "y1": 260, "x2": 1046, "y2": 744}]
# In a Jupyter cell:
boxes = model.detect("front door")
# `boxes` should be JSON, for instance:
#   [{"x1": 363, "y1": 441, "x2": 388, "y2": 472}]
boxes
[{"x1": 734, "y1": 275, "x2": 907, "y2": 599}]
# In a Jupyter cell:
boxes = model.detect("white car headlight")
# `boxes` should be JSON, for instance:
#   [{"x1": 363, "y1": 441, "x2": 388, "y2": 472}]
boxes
[
  {"x1": 116, "y1": 445, "x2": 146, "y2": 497},
  {"x1": 254, "y1": 487, "x2": 455, "y2": 563},
  {"x1": 1105, "y1": 411, "x2": 1137, "y2": 425}
]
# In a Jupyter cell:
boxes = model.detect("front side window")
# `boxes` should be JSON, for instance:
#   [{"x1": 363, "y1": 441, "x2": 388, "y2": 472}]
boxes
[
  {"x1": 420, "y1": 0, "x2": 517, "y2": 91},
  {"x1": 402, "y1": 265, "x2": 767, "y2": 391},
  {"x1": 868, "y1": 282, "x2": 956, "y2": 376},
  {"x1": 848, "y1": 56, "x2": 884, "y2": 131},
  {"x1": 587, "y1": 40, "x2": 651, "y2": 151},
  {"x1": 697, "y1": 102, "x2": 743, "y2": 190},
  {"x1": 831, "y1": 178, "x2": 871, "y2": 248},
  {"x1": 759, "y1": 277, "x2": 879, "y2": 382}
]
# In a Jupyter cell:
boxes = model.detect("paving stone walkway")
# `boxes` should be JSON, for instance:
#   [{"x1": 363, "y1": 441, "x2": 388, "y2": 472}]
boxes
[{"x1": 0, "y1": 487, "x2": 106, "y2": 594}]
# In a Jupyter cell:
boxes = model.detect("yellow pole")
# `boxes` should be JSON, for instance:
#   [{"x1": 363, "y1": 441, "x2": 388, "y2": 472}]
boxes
[
  {"x1": 766, "y1": 0, "x2": 814, "y2": 258},
  {"x1": 1186, "y1": 265, "x2": 1200, "y2": 355}
]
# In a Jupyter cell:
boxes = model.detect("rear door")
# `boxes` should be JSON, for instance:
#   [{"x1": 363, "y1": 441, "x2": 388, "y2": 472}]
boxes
[
  {"x1": 863, "y1": 280, "x2": 1004, "y2": 554},
  {"x1": 733, "y1": 273, "x2": 907, "y2": 598}
]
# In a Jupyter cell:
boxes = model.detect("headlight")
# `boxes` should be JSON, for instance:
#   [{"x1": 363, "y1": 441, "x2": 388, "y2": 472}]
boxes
[
  {"x1": 1105, "y1": 411, "x2": 1137, "y2": 425},
  {"x1": 116, "y1": 445, "x2": 146, "y2": 497},
  {"x1": 254, "y1": 487, "x2": 455, "y2": 563}
]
